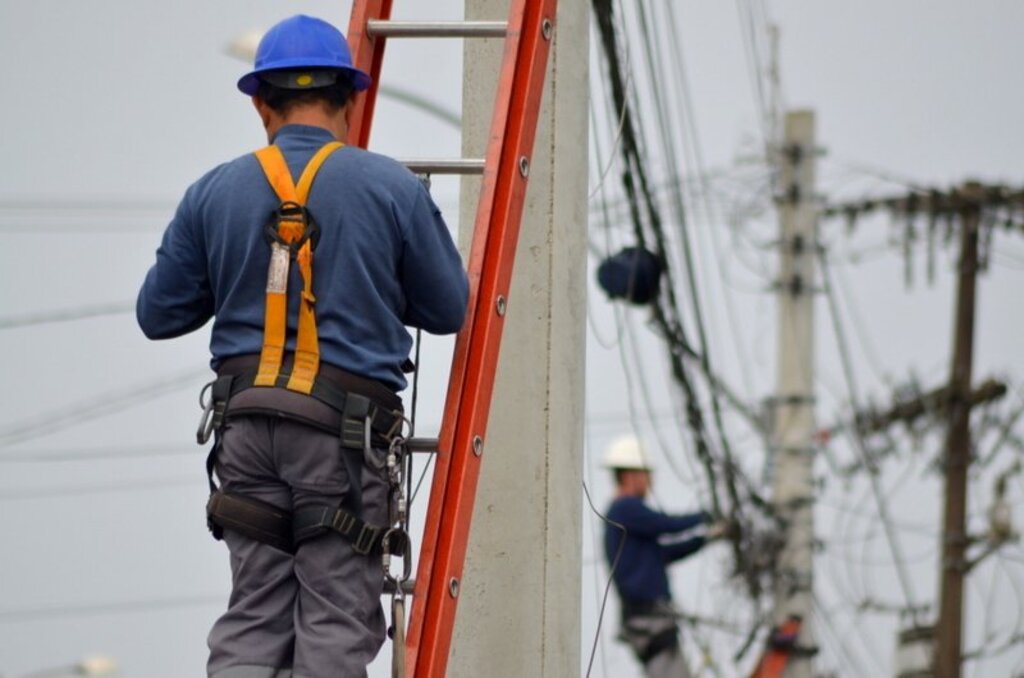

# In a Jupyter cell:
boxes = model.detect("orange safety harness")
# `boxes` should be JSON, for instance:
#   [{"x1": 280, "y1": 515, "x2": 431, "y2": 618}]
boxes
[
  {"x1": 199, "y1": 140, "x2": 412, "y2": 562},
  {"x1": 252, "y1": 141, "x2": 343, "y2": 393}
]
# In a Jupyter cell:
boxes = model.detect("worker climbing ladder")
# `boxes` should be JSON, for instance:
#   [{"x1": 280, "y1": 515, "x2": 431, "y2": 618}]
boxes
[{"x1": 344, "y1": 1, "x2": 559, "y2": 675}]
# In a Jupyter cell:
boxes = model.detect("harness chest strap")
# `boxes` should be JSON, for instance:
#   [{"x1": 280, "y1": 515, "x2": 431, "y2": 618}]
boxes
[{"x1": 252, "y1": 141, "x2": 343, "y2": 394}]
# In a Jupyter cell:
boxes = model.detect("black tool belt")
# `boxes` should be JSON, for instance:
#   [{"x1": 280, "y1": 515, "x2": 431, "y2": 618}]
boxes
[
  {"x1": 198, "y1": 355, "x2": 404, "y2": 448},
  {"x1": 620, "y1": 598, "x2": 678, "y2": 620},
  {"x1": 618, "y1": 598, "x2": 681, "y2": 664}
]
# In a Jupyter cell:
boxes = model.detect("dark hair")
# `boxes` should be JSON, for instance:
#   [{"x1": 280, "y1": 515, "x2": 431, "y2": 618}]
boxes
[{"x1": 256, "y1": 73, "x2": 356, "y2": 115}]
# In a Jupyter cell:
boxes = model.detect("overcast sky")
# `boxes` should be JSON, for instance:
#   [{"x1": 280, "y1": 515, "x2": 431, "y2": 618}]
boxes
[{"x1": 1, "y1": 1, "x2": 1023, "y2": 677}]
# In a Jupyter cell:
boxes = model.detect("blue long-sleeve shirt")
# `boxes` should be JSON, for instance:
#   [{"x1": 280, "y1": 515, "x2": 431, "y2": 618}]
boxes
[
  {"x1": 604, "y1": 495, "x2": 710, "y2": 603},
  {"x1": 137, "y1": 124, "x2": 468, "y2": 391}
]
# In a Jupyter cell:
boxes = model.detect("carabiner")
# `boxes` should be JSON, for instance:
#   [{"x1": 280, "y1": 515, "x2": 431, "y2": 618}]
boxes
[
  {"x1": 196, "y1": 381, "x2": 216, "y2": 444},
  {"x1": 381, "y1": 527, "x2": 412, "y2": 585}
]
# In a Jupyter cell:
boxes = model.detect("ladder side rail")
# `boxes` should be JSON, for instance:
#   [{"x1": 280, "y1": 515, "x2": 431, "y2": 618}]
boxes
[
  {"x1": 345, "y1": 0, "x2": 394, "y2": 148},
  {"x1": 402, "y1": 7, "x2": 523, "y2": 667},
  {"x1": 408, "y1": 0, "x2": 557, "y2": 674}
]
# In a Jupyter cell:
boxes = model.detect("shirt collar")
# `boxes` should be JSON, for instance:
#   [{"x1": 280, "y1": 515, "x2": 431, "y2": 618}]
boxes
[{"x1": 270, "y1": 124, "x2": 337, "y2": 146}]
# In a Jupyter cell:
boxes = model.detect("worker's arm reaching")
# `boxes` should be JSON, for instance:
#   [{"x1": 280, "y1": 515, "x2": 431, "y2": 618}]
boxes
[
  {"x1": 660, "y1": 534, "x2": 707, "y2": 563},
  {"x1": 612, "y1": 496, "x2": 711, "y2": 538}
]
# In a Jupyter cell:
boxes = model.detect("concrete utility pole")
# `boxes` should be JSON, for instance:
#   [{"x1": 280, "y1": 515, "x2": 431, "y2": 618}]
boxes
[
  {"x1": 935, "y1": 185, "x2": 982, "y2": 678},
  {"x1": 448, "y1": 1, "x2": 588, "y2": 676},
  {"x1": 770, "y1": 110, "x2": 818, "y2": 678}
]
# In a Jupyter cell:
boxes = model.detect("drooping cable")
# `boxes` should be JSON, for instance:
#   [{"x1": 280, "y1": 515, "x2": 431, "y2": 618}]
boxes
[
  {"x1": 634, "y1": 1, "x2": 749, "y2": 567},
  {"x1": 592, "y1": 0, "x2": 722, "y2": 516},
  {"x1": 582, "y1": 480, "x2": 627, "y2": 678},
  {"x1": 592, "y1": 0, "x2": 779, "y2": 605},
  {"x1": 0, "y1": 595, "x2": 223, "y2": 623},
  {"x1": 0, "y1": 302, "x2": 135, "y2": 330},
  {"x1": 817, "y1": 245, "x2": 921, "y2": 617},
  {"x1": 0, "y1": 367, "x2": 209, "y2": 449}
]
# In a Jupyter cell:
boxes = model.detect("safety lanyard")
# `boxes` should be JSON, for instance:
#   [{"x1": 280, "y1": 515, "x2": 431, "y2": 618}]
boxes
[{"x1": 252, "y1": 141, "x2": 343, "y2": 394}]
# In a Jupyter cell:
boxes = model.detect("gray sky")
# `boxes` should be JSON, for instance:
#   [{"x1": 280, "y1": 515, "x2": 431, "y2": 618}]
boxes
[{"x1": 2, "y1": 1, "x2": 1023, "y2": 677}]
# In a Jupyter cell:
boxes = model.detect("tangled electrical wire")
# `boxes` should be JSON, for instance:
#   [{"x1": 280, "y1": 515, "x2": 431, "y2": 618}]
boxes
[{"x1": 591, "y1": 0, "x2": 782, "y2": 616}]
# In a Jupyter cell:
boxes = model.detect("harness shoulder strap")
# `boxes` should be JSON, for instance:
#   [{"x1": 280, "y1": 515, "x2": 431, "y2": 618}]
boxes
[{"x1": 251, "y1": 141, "x2": 343, "y2": 392}]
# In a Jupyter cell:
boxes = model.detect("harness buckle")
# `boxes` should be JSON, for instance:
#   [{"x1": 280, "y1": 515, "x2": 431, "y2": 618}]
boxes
[
  {"x1": 353, "y1": 524, "x2": 380, "y2": 556},
  {"x1": 331, "y1": 509, "x2": 357, "y2": 535}
]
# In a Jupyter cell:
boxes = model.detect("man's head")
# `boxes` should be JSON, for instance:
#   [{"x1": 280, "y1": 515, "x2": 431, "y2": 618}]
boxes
[
  {"x1": 614, "y1": 467, "x2": 652, "y2": 497},
  {"x1": 603, "y1": 435, "x2": 654, "y2": 497},
  {"x1": 256, "y1": 70, "x2": 357, "y2": 116},
  {"x1": 237, "y1": 15, "x2": 371, "y2": 137}
]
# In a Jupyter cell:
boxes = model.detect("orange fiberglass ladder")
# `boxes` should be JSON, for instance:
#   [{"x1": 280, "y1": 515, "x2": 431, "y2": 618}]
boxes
[{"x1": 344, "y1": 1, "x2": 557, "y2": 675}]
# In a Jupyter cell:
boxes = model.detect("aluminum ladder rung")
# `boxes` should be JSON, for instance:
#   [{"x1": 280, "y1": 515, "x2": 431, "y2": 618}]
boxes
[
  {"x1": 400, "y1": 159, "x2": 485, "y2": 176},
  {"x1": 405, "y1": 437, "x2": 439, "y2": 454},
  {"x1": 383, "y1": 579, "x2": 416, "y2": 595},
  {"x1": 366, "y1": 20, "x2": 507, "y2": 39}
]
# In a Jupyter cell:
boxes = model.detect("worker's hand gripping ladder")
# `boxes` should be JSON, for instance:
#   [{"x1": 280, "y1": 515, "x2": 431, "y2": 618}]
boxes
[{"x1": 345, "y1": 1, "x2": 557, "y2": 676}]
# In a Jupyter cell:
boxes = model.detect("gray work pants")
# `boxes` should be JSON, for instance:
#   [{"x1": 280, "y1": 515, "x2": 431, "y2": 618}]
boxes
[
  {"x1": 207, "y1": 416, "x2": 389, "y2": 678},
  {"x1": 644, "y1": 644, "x2": 692, "y2": 678},
  {"x1": 620, "y1": 602, "x2": 692, "y2": 678}
]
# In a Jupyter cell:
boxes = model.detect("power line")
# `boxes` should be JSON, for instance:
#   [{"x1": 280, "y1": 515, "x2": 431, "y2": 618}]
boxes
[
  {"x1": 0, "y1": 367, "x2": 208, "y2": 448},
  {"x1": 0, "y1": 197, "x2": 174, "y2": 212},
  {"x1": 592, "y1": 0, "x2": 777, "y2": 608},
  {"x1": 0, "y1": 594, "x2": 223, "y2": 623},
  {"x1": 660, "y1": 0, "x2": 760, "y2": 401},
  {"x1": 0, "y1": 444, "x2": 196, "y2": 463},
  {"x1": 0, "y1": 475, "x2": 196, "y2": 501},
  {"x1": 0, "y1": 302, "x2": 134, "y2": 330},
  {"x1": 818, "y1": 245, "x2": 923, "y2": 618},
  {"x1": 581, "y1": 480, "x2": 626, "y2": 678}
]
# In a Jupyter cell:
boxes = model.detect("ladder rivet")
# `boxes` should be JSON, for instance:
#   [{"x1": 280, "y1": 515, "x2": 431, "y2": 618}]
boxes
[
  {"x1": 541, "y1": 19, "x2": 553, "y2": 40},
  {"x1": 518, "y1": 156, "x2": 530, "y2": 177},
  {"x1": 496, "y1": 295, "x2": 507, "y2": 316},
  {"x1": 448, "y1": 577, "x2": 460, "y2": 598},
  {"x1": 472, "y1": 435, "x2": 483, "y2": 457}
]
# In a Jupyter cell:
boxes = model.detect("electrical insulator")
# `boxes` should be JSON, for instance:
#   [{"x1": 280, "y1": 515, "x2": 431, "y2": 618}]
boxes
[{"x1": 988, "y1": 496, "x2": 1012, "y2": 542}]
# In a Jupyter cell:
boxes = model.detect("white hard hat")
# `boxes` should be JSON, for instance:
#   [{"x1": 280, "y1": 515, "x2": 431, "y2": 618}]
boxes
[{"x1": 602, "y1": 435, "x2": 653, "y2": 471}]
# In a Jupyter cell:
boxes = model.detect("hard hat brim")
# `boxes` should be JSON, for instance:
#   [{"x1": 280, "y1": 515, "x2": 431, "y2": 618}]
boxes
[
  {"x1": 238, "y1": 65, "x2": 372, "y2": 96},
  {"x1": 603, "y1": 462, "x2": 653, "y2": 471}
]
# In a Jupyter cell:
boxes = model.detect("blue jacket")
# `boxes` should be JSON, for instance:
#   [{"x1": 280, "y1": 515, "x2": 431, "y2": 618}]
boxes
[
  {"x1": 604, "y1": 496, "x2": 709, "y2": 603},
  {"x1": 137, "y1": 124, "x2": 468, "y2": 391}
]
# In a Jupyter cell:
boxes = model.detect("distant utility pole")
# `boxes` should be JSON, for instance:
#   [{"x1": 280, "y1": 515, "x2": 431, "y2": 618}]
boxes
[
  {"x1": 935, "y1": 184, "x2": 982, "y2": 678},
  {"x1": 769, "y1": 109, "x2": 818, "y2": 678},
  {"x1": 820, "y1": 181, "x2": 1024, "y2": 677}
]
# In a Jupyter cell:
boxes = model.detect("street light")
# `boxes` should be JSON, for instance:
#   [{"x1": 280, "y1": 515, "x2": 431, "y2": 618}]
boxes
[
  {"x1": 73, "y1": 656, "x2": 117, "y2": 676},
  {"x1": 226, "y1": 30, "x2": 462, "y2": 130},
  {"x1": 17, "y1": 654, "x2": 118, "y2": 678}
]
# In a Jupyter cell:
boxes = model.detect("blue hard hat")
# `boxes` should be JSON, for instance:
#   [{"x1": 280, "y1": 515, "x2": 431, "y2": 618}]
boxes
[{"x1": 237, "y1": 15, "x2": 371, "y2": 96}]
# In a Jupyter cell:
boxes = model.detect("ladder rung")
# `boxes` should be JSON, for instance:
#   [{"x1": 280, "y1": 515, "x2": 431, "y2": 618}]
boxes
[
  {"x1": 384, "y1": 579, "x2": 416, "y2": 595},
  {"x1": 400, "y1": 159, "x2": 485, "y2": 176},
  {"x1": 366, "y1": 20, "x2": 507, "y2": 39},
  {"x1": 406, "y1": 437, "x2": 439, "y2": 454}
]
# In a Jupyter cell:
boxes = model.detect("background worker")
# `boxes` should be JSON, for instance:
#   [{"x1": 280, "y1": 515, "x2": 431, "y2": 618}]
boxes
[
  {"x1": 603, "y1": 435, "x2": 726, "y2": 678},
  {"x1": 136, "y1": 14, "x2": 468, "y2": 678}
]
